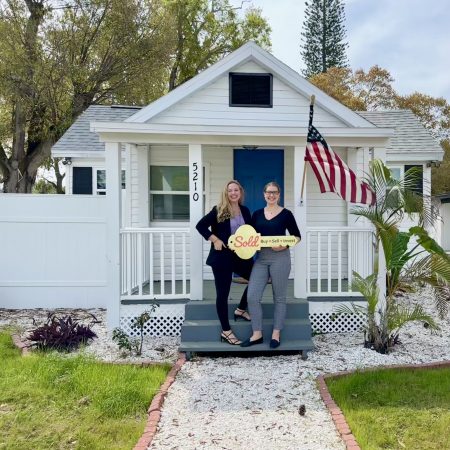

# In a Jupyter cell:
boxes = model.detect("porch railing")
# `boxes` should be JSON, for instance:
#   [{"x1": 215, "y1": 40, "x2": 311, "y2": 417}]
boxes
[
  {"x1": 306, "y1": 227, "x2": 374, "y2": 297},
  {"x1": 120, "y1": 227, "x2": 190, "y2": 300}
]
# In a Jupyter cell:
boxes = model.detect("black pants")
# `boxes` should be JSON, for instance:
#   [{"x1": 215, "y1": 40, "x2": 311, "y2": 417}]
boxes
[{"x1": 211, "y1": 252, "x2": 253, "y2": 331}]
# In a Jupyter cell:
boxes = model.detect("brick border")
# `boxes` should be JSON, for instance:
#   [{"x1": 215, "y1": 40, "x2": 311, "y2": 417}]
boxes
[
  {"x1": 134, "y1": 352, "x2": 186, "y2": 450},
  {"x1": 317, "y1": 360, "x2": 450, "y2": 450},
  {"x1": 11, "y1": 334, "x2": 31, "y2": 356}
]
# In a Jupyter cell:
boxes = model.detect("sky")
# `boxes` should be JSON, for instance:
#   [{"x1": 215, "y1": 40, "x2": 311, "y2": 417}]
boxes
[{"x1": 231, "y1": 0, "x2": 450, "y2": 101}]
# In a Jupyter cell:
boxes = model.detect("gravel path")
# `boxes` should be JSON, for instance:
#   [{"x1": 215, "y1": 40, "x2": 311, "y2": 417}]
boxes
[{"x1": 1, "y1": 288, "x2": 449, "y2": 450}]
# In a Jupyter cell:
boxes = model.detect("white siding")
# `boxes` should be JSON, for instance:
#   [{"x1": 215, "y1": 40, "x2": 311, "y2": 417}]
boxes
[{"x1": 149, "y1": 61, "x2": 346, "y2": 129}]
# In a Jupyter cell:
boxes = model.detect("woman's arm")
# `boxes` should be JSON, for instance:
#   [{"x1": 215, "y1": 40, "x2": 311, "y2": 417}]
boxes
[{"x1": 195, "y1": 207, "x2": 217, "y2": 241}]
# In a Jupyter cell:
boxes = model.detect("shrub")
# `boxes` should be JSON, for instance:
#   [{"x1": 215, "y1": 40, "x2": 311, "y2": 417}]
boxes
[{"x1": 28, "y1": 313, "x2": 97, "y2": 352}]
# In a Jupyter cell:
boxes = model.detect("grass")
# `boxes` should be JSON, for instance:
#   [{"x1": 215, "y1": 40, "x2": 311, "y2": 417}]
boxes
[
  {"x1": 0, "y1": 331, "x2": 171, "y2": 450},
  {"x1": 326, "y1": 366, "x2": 450, "y2": 450}
]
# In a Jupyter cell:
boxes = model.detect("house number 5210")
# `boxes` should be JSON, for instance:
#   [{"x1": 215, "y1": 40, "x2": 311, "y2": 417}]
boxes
[{"x1": 192, "y1": 162, "x2": 199, "y2": 201}]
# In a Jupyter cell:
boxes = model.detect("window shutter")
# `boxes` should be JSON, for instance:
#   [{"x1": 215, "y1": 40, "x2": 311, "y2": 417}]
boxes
[
  {"x1": 73, "y1": 167, "x2": 93, "y2": 194},
  {"x1": 229, "y1": 73, "x2": 272, "y2": 107}
]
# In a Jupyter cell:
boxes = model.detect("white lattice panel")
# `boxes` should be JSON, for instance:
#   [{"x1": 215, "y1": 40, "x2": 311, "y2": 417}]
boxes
[
  {"x1": 120, "y1": 303, "x2": 185, "y2": 336},
  {"x1": 310, "y1": 313, "x2": 366, "y2": 333}
]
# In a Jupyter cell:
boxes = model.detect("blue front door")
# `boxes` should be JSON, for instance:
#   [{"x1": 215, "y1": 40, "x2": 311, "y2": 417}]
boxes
[{"x1": 234, "y1": 149, "x2": 284, "y2": 213}]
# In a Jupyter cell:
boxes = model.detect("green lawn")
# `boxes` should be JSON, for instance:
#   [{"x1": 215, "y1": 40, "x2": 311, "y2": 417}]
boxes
[
  {"x1": 326, "y1": 366, "x2": 450, "y2": 450},
  {"x1": 0, "y1": 331, "x2": 171, "y2": 450}
]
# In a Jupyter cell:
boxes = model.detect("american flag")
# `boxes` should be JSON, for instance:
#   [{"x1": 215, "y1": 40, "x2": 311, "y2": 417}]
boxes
[{"x1": 305, "y1": 107, "x2": 376, "y2": 206}]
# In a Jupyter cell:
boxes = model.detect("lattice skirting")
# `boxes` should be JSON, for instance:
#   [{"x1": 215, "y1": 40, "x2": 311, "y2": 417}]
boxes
[
  {"x1": 309, "y1": 313, "x2": 365, "y2": 333},
  {"x1": 120, "y1": 304, "x2": 185, "y2": 337},
  {"x1": 120, "y1": 301, "x2": 367, "y2": 336}
]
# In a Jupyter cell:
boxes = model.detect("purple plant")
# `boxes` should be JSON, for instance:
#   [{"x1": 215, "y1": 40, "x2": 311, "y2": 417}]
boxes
[{"x1": 28, "y1": 313, "x2": 97, "y2": 352}]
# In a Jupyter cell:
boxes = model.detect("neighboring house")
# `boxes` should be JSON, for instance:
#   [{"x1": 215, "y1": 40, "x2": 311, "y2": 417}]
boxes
[{"x1": 0, "y1": 42, "x2": 444, "y2": 336}]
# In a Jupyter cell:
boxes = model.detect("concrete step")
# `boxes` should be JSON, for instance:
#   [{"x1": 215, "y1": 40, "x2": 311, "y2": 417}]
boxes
[
  {"x1": 181, "y1": 318, "x2": 312, "y2": 342},
  {"x1": 184, "y1": 299, "x2": 309, "y2": 320},
  {"x1": 179, "y1": 339, "x2": 314, "y2": 355}
]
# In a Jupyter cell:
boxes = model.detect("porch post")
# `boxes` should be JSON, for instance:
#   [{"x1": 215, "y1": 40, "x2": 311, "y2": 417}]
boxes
[
  {"x1": 189, "y1": 144, "x2": 204, "y2": 300},
  {"x1": 372, "y1": 147, "x2": 387, "y2": 321},
  {"x1": 294, "y1": 145, "x2": 308, "y2": 299},
  {"x1": 105, "y1": 142, "x2": 122, "y2": 329}
]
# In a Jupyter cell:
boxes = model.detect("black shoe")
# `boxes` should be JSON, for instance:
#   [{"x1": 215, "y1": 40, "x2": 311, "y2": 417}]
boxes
[
  {"x1": 240, "y1": 337, "x2": 263, "y2": 347},
  {"x1": 234, "y1": 309, "x2": 251, "y2": 322},
  {"x1": 220, "y1": 331, "x2": 241, "y2": 346},
  {"x1": 270, "y1": 338, "x2": 280, "y2": 349}
]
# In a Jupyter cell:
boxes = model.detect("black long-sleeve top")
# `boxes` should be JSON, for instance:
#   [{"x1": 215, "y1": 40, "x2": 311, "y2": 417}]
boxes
[{"x1": 251, "y1": 208, "x2": 301, "y2": 239}]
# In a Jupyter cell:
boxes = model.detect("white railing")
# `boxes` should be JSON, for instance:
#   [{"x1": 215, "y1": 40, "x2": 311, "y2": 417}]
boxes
[
  {"x1": 120, "y1": 227, "x2": 190, "y2": 300},
  {"x1": 306, "y1": 227, "x2": 374, "y2": 296}
]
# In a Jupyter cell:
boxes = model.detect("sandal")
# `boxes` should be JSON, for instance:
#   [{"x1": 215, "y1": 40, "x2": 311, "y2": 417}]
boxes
[
  {"x1": 234, "y1": 308, "x2": 251, "y2": 322},
  {"x1": 220, "y1": 330, "x2": 241, "y2": 345}
]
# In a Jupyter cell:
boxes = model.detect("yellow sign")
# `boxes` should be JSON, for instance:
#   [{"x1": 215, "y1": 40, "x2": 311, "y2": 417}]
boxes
[{"x1": 228, "y1": 224, "x2": 299, "y2": 259}]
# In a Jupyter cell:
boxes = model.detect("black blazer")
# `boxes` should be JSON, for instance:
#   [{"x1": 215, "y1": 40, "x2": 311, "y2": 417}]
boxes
[{"x1": 196, "y1": 205, "x2": 252, "y2": 267}]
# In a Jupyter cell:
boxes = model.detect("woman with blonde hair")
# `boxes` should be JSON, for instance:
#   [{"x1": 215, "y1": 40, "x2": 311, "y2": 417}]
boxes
[{"x1": 196, "y1": 180, "x2": 253, "y2": 345}]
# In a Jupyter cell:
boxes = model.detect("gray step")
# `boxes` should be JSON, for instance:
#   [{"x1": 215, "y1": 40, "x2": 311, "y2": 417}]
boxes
[
  {"x1": 180, "y1": 318, "x2": 312, "y2": 342},
  {"x1": 184, "y1": 300, "x2": 309, "y2": 320},
  {"x1": 179, "y1": 339, "x2": 314, "y2": 354}
]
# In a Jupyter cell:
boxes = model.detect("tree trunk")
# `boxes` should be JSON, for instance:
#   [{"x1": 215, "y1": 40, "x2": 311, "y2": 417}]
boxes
[{"x1": 2, "y1": 1, "x2": 46, "y2": 193}]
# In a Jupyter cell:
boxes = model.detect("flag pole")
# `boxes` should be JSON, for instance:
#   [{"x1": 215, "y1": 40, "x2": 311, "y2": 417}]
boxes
[{"x1": 300, "y1": 95, "x2": 315, "y2": 205}]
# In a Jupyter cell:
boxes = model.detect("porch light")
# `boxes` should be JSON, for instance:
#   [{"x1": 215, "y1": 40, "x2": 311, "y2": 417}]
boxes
[{"x1": 62, "y1": 157, "x2": 72, "y2": 166}]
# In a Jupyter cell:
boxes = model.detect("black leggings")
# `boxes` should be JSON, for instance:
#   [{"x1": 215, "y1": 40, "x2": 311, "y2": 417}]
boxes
[{"x1": 211, "y1": 253, "x2": 253, "y2": 331}]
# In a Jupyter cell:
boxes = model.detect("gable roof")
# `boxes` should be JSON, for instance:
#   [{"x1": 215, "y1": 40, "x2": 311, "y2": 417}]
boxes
[
  {"x1": 358, "y1": 109, "x2": 443, "y2": 157},
  {"x1": 52, "y1": 105, "x2": 140, "y2": 155},
  {"x1": 126, "y1": 41, "x2": 373, "y2": 128}
]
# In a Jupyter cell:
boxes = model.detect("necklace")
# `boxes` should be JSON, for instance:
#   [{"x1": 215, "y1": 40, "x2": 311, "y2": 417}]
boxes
[{"x1": 265, "y1": 206, "x2": 280, "y2": 217}]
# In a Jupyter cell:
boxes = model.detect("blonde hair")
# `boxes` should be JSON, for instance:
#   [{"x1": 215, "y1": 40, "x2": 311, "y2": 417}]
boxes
[{"x1": 217, "y1": 180, "x2": 245, "y2": 222}]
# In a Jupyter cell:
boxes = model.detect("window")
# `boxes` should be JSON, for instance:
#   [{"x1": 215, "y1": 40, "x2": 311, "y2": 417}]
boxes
[
  {"x1": 150, "y1": 166, "x2": 190, "y2": 221},
  {"x1": 229, "y1": 73, "x2": 273, "y2": 107},
  {"x1": 149, "y1": 165, "x2": 206, "y2": 221},
  {"x1": 95, "y1": 169, "x2": 126, "y2": 195},
  {"x1": 389, "y1": 165, "x2": 423, "y2": 195}
]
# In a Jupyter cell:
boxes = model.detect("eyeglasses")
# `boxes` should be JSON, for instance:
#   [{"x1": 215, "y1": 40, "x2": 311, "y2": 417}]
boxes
[{"x1": 264, "y1": 191, "x2": 279, "y2": 195}]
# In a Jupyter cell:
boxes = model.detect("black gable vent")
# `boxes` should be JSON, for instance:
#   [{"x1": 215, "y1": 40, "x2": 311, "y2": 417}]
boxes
[{"x1": 229, "y1": 73, "x2": 273, "y2": 108}]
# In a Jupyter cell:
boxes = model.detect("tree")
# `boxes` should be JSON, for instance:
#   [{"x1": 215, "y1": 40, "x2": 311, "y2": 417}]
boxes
[
  {"x1": 300, "y1": 0, "x2": 348, "y2": 78},
  {"x1": 432, "y1": 140, "x2": 450, "y2": 194},
  {"x1": 335, "y1": 160, "x2": 450, "y2": 353},
  {"x1": 309, "y1": 65, "x2": 396, "y2": 110},
  {"x1": 0, "y1": 0, "x2": 272, "y2": 192},
  {"x1": 0, "y1": 0, "x2": 173, "y2": 193},
  {"x1": 165, "y1": 0, "x2": 271, "y2": 91}
]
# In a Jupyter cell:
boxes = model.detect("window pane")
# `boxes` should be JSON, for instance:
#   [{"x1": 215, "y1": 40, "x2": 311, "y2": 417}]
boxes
[
  {"x1": 390, "y1": 168, "x2": 401, "y2": 180},
  {"x1": 97, "y1": 170, "x2": 106, "y2": 190},
  {"x1": 151, "y1": 194, "x2": 189, "y2": 220},
  {"x1": 150, "y1": 166, "x2": 189, "y2": 191}
]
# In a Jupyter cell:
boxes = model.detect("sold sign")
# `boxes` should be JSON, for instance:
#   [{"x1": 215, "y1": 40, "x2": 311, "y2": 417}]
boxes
[{"x1": 228, "y1": 224, "x2": 299, "y2": 259}]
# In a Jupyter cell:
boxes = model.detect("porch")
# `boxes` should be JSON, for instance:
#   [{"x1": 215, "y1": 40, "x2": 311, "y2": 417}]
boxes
[{"x1": 118, "y1": 225, "x2": 371, "y2": 339}]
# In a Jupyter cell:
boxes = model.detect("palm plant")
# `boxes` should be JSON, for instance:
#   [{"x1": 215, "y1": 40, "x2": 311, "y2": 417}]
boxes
[{"x1": 334, "y1": 160, "x2": 450, "y2": 353}]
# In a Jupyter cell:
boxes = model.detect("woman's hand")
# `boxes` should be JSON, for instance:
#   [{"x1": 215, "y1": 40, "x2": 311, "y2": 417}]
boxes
[
  {"x1": 213, "y1": 239, "x2": 226, "y2": 250},
  {"x1": 272, "y1": 245, "x2": 287, "y2": 252}
]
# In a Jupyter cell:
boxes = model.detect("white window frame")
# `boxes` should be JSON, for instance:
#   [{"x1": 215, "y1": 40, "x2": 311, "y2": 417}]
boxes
[
  {"x1": 149, "y1": 162, "x2": 209, "y2": 224},
  {"x1": 95, "y1": 168, "x2": 126, "y2": 195}
]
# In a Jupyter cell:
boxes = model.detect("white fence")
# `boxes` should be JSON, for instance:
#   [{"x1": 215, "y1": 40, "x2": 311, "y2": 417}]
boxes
[
  {"x1": 306, "y1": 227, "x2": 374, "y2": 296},
  {"x1": 0, "y1": 194, "x2": 108, "y2": 308},
  {"x1": 120, "y1": 228, "x2": 190, "y2": 300}
]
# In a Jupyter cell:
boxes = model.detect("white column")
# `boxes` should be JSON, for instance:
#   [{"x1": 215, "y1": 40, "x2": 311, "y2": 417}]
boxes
[
  {"x1": 137, "y1": 145, "x2": 150, "y2": 227},
  {"x1": 294, "y1": 145, "x2": 308, "y2": 299},
  {"x1": 123, "y1": 144, "x2": 132, "y2": 228},
  {"x1": 372, "y1": 146, "x2": 387, "y2": 323},
  {"x1": 189, "y1": 144, "x2": 204, "y2": 300},
  {"x1": 423, "y1": 165, "x2": 432, "y2": 233},
  {"x1": 105, "y1": 142, "x2": 121, "y2": 329}
]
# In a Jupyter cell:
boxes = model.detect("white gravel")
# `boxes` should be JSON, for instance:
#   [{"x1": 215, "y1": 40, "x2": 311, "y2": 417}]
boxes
[{"x1": 1, "y1": 288, "x2": 449, "y2": 450}]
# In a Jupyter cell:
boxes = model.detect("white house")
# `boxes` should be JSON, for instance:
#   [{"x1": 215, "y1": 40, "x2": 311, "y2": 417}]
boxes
[{"x1": 0, "y1": 42, "x2": 443, "y2": 337}]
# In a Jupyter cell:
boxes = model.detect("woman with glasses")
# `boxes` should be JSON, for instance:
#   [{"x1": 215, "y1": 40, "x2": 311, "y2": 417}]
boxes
[
  {"x1": 196, "y1": 180, "x2": 254, "y2": 345},
  {"x1": 241, "y1": 181, "x2": 301, "y2": 349}
]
